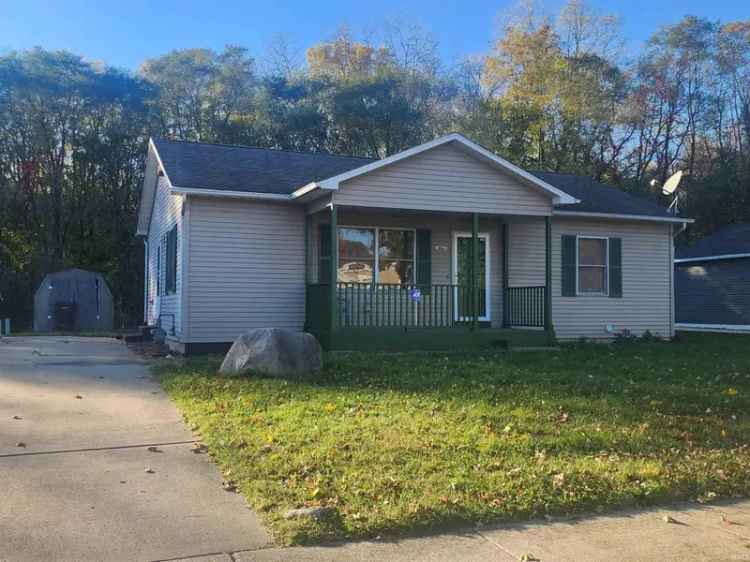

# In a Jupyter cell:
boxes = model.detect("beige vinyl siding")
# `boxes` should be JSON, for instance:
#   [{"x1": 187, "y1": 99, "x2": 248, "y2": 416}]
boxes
[
  {"x1": 508, "y1": 217, "x2": 673, "y2": 339},
  {"x1": 334, "y1": 143, "x2": 552, "y2": 216},
  {"x1": 309, "y1": 209, "x2": 505, "y2": 327},
  {"x1": 145, "y1": 175, "x2": 184, "y2": 336},
  {"x1": 187, "y1": 196, "x2": 306, "y2": 343},
  {"x1": 507, "y1": 219, "x2": 547, "y2": 287}
]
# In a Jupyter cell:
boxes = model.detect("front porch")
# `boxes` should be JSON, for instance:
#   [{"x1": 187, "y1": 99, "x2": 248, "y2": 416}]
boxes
[{"x1": 304, "y1": 205, "x2": 554, "y2": 351}]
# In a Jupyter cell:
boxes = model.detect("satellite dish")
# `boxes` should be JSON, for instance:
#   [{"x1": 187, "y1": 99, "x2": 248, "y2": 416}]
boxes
[
  {"x1": 662, "y1": 170, "x2": 683, "y2": 195},
  {"x1": 659, "y1": 170, "x2": 684, "y2": 214}
]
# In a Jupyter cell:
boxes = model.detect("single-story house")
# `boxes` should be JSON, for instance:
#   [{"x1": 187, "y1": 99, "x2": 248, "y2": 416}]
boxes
[
  {"x1": 136, "y1": 133, "x2": 692, "y2": 354},
  {"x1": 675, "y1": 223, "x2": 750, "y2": 332}
]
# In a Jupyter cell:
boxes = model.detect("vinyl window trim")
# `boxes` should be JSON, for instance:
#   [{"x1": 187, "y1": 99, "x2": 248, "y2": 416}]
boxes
[{"x1": 576, "y1": 235, "x2": 609, "y2": 296}]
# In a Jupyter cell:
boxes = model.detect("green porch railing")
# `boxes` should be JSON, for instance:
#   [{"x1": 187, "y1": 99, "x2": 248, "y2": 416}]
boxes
[
  {"x1": 505, "y1": 286, "x2": 546, "y2": 328},
  {"x1": 334, "y1": 283, "x2": 479, "y2": 328},
  {"x1": 306, "y1": 283, "x2": 547, "y2": 345}
]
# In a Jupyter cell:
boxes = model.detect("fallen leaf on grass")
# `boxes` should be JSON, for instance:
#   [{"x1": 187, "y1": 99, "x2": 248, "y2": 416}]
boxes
[{"x1": 552, "y1": 473, "x2": 566, "y2": 489}]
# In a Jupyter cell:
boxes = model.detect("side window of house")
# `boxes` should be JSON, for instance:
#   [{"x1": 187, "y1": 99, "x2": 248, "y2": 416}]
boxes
[
  {"x1": 561, "y1": 235, "x2": 622, "y2": 298},
  {"x1": 165, "y1": 224, "x2": 178, "y2": 295},
  {"x1": 578, "y1": 237, "x2": 608, "y2": 294}
]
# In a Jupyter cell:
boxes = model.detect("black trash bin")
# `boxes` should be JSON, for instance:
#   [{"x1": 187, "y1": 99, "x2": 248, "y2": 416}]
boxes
[{"x1": 54, "y1": 302, "x2": 77, "y2": 331}]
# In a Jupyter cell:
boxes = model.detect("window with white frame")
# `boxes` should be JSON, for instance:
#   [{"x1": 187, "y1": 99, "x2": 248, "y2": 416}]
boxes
[
  {"x1": 577, "y1": 237, "x2": 608, "y2": 294},
  {"x1": 336, "y1": 227, "x2": 415, "y2": 284}
]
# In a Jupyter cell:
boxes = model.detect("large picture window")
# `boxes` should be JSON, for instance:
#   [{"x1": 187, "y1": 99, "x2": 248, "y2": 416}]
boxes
[
  {"x1": 378, "y1": 229, "x2": 414, "y2": 284},
  {"x1": 336, "y1": 227, "x2": 415, "y2": 284},
  {"x1": 578, "y1": 237, "x2": 608, "y2": 294},
  {"x1": 338, "y1": 227, "x2": 375, "y2": 283}
]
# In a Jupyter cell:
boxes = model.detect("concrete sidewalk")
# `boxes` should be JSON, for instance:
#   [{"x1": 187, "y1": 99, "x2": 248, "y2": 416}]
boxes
[
  {"x1": 179, "y1": 499, "x2": 750, "y2": 561},
  {"x1": 0, "y1": 336, "x2": 270, "y2": 562}
]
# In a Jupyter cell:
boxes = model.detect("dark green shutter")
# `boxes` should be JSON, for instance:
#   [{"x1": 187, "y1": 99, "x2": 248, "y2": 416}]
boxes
[
  {"x1": 165, "y1": 226, "x2": 177, "y2": 294},
  {"x1": 318, "y1": 224, "x2": 332, "y2": 283},
  {"x1": 561, "y1": 234, "x2": 577, "y2": 297},
  {"x1": 416, "y1": 229, "x2": 432, "y2": 291},
  {"x1": 609, "y1": 237, "x2": 622, "y2": 298}
]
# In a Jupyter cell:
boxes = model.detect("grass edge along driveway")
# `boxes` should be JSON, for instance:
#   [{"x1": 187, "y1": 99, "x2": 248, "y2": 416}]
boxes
[{"x1": 155, "y1": 333, "x2": 750, "y2": 545}]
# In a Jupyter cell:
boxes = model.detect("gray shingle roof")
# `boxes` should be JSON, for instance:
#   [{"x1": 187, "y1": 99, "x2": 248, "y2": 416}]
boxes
[
  {"x1": 531, "y1": 171, "x2": 673, "y2": 218},
  {"x1": 675, "y1": 258, "x2": 750, "y2": 324},
  {"x1": 676, "y1": 223, "x2": 750, "y2": 259},
  {"x1": 153, "y1": 138, "x2": 374, "y2": 195},
  {"x1": 152, "y1": 138, "x2": 675, "y2": 219}
]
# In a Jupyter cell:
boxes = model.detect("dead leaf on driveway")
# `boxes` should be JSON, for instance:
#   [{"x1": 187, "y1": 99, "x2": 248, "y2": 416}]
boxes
[
  {"x1": 16, "y1": 442, "x2": 26, "y2": 448},
  {"x1": 146, "y1": 446, "x2": 162, "y2": 453},
  {"x1": 663, "y1": 515, "x2": 678, "y2": 524},
  {"x1": 75, "y1": 395, "x2": 83, "y2": 399},
  {"x1": 12, "y1": 415, "x2": 22, "y2": 420},
  {"x1": 519, "y1": 553, "x2": 540, "y2": 561},
  {"x1": 144, "y1": 467, "x2": 155, "y2": 474}
]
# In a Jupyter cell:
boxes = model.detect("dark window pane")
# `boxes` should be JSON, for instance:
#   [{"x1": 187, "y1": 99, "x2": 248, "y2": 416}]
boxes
[
  {"x1": 378, "y1": 260, "x2": 413, "y2": 284},
  {"x1": 579, "y1": 266, "x2": 606, "y2": 293},
  {"x1": 338, "y1": 228, "x2": 375, "y2": 259},
  {"x1": 579, "y1": 238, "x2": 606, "y2": 266},
  {"x1": 379, "y1": 230, "x2": 414, "y2": 259},
  {"x1": 338, "y1": 259, "x2": 374, "y2": 283}
]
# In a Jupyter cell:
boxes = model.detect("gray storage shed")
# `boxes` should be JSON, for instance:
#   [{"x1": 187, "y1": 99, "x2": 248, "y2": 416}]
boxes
[{"x1": 33, "y1": 268, "x2": 114, "y2": 332}]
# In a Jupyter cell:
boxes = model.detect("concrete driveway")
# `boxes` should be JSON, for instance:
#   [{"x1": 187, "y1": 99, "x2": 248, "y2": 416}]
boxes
[{"x1": 0, "y1": 336, "x2": 270, "y2": 562}]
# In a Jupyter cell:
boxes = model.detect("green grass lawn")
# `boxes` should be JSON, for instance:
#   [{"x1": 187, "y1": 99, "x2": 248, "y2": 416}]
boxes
[{"x1": 155, "y1": 333, "x2": 750, "y2": 545}]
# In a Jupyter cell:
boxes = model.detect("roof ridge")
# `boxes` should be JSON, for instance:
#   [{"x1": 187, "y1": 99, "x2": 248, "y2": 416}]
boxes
[{"x1": 153, "y1": 137, "x2": 376, "y2": 161}]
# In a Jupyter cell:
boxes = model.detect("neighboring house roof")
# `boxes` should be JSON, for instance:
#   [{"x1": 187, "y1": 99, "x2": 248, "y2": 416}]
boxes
[
  {"x1": 531, "y1": 171, "x2": 676, "y2": 219},
  {"x1": 675, "y1": 223, "x2": 750, "y2": 262},
  {"x1": 674, "y1": 259, "x2": 750, "y2": 327},
  {"x1": 152, "y1": 137, "x2": 374, "y2": 195}
]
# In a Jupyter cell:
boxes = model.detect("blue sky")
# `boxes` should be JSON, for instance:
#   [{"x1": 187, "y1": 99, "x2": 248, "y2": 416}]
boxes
[{"x1": 1, "y1": 0, "x2": 747, "y2": 71}]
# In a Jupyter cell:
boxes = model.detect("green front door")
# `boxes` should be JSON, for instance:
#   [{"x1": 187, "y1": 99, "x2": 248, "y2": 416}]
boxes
[{"x1": 453, "y1": 233, "x2": 490, "y2": 321}]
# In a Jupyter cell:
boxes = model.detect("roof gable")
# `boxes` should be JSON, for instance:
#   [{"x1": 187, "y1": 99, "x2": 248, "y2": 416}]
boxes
[
  {"x1": 332, "y1": 141, "x2": 554, "y2": 216},
  {"x1": 312, "y1": 133, "x2": 578, "y2": 206}
]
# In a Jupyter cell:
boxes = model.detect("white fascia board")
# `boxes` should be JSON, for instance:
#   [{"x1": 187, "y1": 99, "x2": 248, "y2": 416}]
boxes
[
  {"x1": 315, "y1": 133, "x2": 580, "y2": 205},
  {"x1": 676, "y1": 323, "x2": 750, "y2": 333},
  {"x1": 149, "y1": 138, "x2": 173, "y2": 186},
  {"x1": 136, "y1": 138, "x2": 167, "y2": 237},
  {"x1": 554, "y1": 210, "x2": 694, "y2": 224},
  {"x1": 290, "y1": 182, "x2": 324, "y2": 199},
  {"x1": 674, "y1": 253, "x2": 750, "y2": 264},
  {"x1": 170, "y1": 186, "x2": 292, "y2": 201}
]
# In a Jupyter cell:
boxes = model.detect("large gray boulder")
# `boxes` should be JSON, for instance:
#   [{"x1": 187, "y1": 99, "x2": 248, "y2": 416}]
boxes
[{"x1": 219, "y1": 328, "x2": 322, "y2": 378}]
